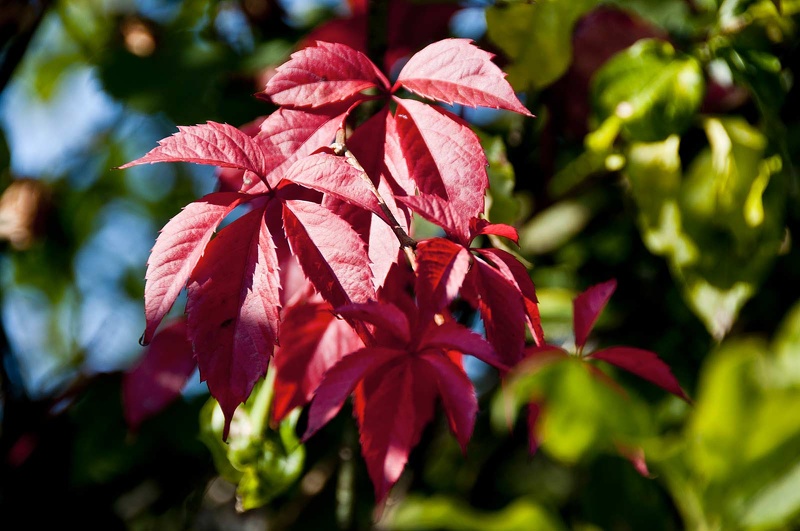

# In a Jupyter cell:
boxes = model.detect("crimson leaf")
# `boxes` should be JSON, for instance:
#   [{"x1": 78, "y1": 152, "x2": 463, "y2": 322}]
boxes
[
  {"x1": 271, "y1": 301, "x2": 363, "y2": 424},
  {"x1": 282, "y1": 199, "x2": 376, "y2": 308},
  {"x1": 141, "y1": 192, "x2": 246, "y2": 345},
  {"x1": 395, "y1": 39, "x2": 533, "y2": 116},
  {"x1": 415, "y1": 237, "x2": 471, "y2": 318},
  {"x1": 122, "y1": 318, "x2": 196, "y2": 432},
  {"x1": 186, "y1": 205, "x2": 281, "y2": 438},
  {"x1": 589, "y1": 346, "x2": 690, "y2": 401},
  {"x1": 574, "y1": 279, "x2": 617, "y2": 351}
]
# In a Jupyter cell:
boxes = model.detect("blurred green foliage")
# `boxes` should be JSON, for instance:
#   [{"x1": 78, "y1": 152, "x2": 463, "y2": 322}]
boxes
[{"x1": 0, "y1": 0, "x2": 799, "y2": 530}]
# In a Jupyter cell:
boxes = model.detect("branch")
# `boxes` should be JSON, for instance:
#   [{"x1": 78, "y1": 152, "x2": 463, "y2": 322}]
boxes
[{"x1": 331, "y1": 129, "x2": 418, "y2": 270}]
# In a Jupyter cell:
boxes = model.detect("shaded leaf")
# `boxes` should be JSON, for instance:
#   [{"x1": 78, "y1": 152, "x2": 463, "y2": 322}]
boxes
[
  {"x1": 573, "y1": 279, "x2": 616, "y2": 350},
  {"x1": 122, "y1": 319, "x2": 196, "y2": 431},
  {"x1": 590, "y1": 346, "x2": 689, "y2": 401}
]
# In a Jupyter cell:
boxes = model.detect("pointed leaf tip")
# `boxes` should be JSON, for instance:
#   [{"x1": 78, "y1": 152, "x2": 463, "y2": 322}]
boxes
[
  {"x1": 573, "y1": 279, "x2": 617, "y2": 350},
  {"x1": 395, "y1": 38, "x2": 533, "y2": 116},
  {"x1": 590, "y1": 346, "x2": 690, "y2": 402}
]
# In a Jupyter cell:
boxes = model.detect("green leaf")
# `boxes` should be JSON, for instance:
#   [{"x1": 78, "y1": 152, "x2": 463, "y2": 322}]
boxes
[
  {"x1": 623, "y1": 118, "x2": 786, "y2": 339},
  {"x1": 493, "y1": 357, "x2": 653, "y2": 465},
  {"x1": 481, "y1": 133, "x2": 526, "y2": 226},
  {"x1": 383, "y1": 495, "x2": 566, "y2": 531},
  {"x1": 199, "y1": 379, "x2": 305, "y2": 510},
  {"x1": 591, "y1": 39, "x2": 705, "y2": 143},
  {"x1": 485, "y1": 0, "x2": 599, "y2": 90}
]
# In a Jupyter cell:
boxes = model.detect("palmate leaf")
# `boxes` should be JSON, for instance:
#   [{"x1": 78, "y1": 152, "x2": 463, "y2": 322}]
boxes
[
  {"x1": 395, "y1": 38, "x2": 533, "y2": 116},
  {"x1": 186, "y1": 205, "x2": 281, "y2": 438},
  {"x1": 419, "y1": 352, "x2": 477, "y2": 453},
  {"x1": 264, "y1": 41, "x2": 389, "y2": 108},
  {"x1": 141, "y1": 192, "x2": 247, "y2": 345}
]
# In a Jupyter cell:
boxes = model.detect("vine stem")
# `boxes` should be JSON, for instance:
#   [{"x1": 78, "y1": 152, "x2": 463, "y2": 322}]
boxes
[{"x1": 331, "y1": 128, "x2": 418, "y2": 271}]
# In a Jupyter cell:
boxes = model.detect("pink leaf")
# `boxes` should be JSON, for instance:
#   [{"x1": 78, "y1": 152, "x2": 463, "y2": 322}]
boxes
[
  {"x1": 470, "y1": 219, "x2": 519, "y2": 245},
  {"x1": 395, "y1": 39, "x2": 533, "y2": 116},
  {"x1": 357, "y1": 359, "x2": 437, "y2": 502},
  {"x1": 573, "y1": 279, "x2": 617, "y2": 350},
  {"x1": 142, "y1": 192, "x2": 247, "y2": 345},
  {"x1": 271, "y1": 302, "x2": 362, "y2": 424},
  {"x1": 385, "y1": 0, "x2": 459, "y2": 73},
  {"x1": 415, "y1": 238, "x2": 471, "y2": 317},
  {"x1": 119, "y1": 122, "x2": 269, "y2": 182},
  {"x1": 304, "y1": 346, "x2": 402, "y2": 440},
  {"x1": 283, "y1": 153, "x2": 382, "y2": 216},
  {"x1": 420, "y1": 320, "x2": 507, "y2": 371},
  {"x1": 186, "y1": 205, "x2": 281, "y2": 438},
  {"x1": 476, "y1": 248, "x2": 544, "y2": 347},
  {"x1": 383, "y1": 112, "x2": 417, "y2": 196},
  {"x1": 283, "y1": 200, "x2": 377, "y2": 308},
  {"x1": 393, "y1": 99, "x2": 488, "y2": 241},
  {"x1": 463, "y1": 258, "x2": 527, "y2": 366},
  {"x1": 256, "y1": 105, "x2": 351, "y2": 189},
  {"x1": 420, "y1": 352, "x2": 477, "y2": 453},
  {"x1": 336, "y1": 301, "x2": 411, "y2": 344},
  {"x1": 122, "y1": 319, "x2": 196, "y2": 431},
  {"x1": 263, "y1": 41, "x2": 389, "y2": 108},
  {"x1": 589, "y1": 346, "x2": 690, "y2": 402}
]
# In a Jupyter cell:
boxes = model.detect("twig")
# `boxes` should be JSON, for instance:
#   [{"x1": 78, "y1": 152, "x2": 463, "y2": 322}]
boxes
[{"x1": 331, "y1": 129, "x2": 418, "y2": 270}]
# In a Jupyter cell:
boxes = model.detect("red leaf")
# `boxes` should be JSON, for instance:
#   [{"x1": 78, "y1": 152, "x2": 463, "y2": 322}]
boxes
[
  {"x1": 383, "y1": 112, "x2": 417, "y2": 196},
  {"x1": 395, "y1": 39, "x2": 533, "y2": 116},
  {"x1": 263, "y1": 41, "x2": 389, "y2": 108},
  {"x1": 420, "y1": 352, "x2": 477, "y2": 453},
  {"x1": 476, "y1": 248, "x2": 545, "y2": 347},
  {"x1": 336, "y1": 301, "x2": 411, "y2": 344},
  {"x1": 256, "y1": 105, "x2": 351, "y2": 189},
  {"x1": 271, "y1": 302, "x2": 363, "y2": 424},
  {"x1": 420, "y1": 320, "x2": 507, "y2": 371},
  {"x1": 463, "y1": 259, "x2": 527, "y2": 366},
  {"x1": 415, "y1": 238, "x2": 471, "y2": 318},
  {"x1": 283, "y1": 153, "x2": 382, "y2": 216},
  {"x1": 393, "y1": 99, "x2": 488, "y2": 242},
  {"x1": 142, "y1": 192, "x2": 246, "y2": 345},
  {"x1": 304, "y1": 346, "x2": 403, "y2": 440},
  {"x1": 122, "y1": 319, "x2": 196, "y2": 431},
  {"x1": 397, "y1": 193, "x2": 470, "y2": 244},
  {"x1": 186, "y1": 205, "x2": 281, "y2": 437},
  {"x1": 589, "y1": 346, "x2": 690, "y2": 402},
  {"x1": 357, "y1": 359, "x2": 437, "y2": 502},
  {"x1": 119, "y1": 122, "x2": 269, "y2": 183},
  {"x1": 470, "y1": 219, "x2": 519, "y2": 245},
  {"x1": 573, "y1": 279, "x2": 617, "y2": 350},
  {"x1": 283, "y1": 200, "x2": 377, "y2": 309}
]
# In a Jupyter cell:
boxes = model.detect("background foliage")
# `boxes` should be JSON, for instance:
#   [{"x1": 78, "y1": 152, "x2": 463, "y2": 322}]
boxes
[{"x1": 1, "y1": 0, "x2": 799, "y2": 529}]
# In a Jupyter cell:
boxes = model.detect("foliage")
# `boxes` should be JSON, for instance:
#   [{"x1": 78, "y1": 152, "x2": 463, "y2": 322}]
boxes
[{"x1": 1, "y1": 0, "x2": 799, "y2": 529}]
